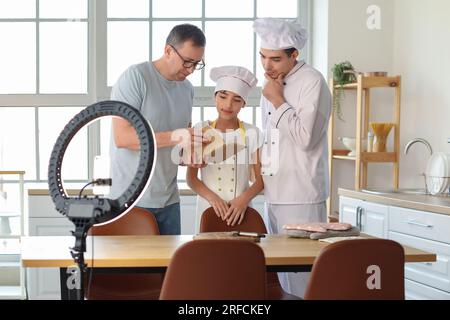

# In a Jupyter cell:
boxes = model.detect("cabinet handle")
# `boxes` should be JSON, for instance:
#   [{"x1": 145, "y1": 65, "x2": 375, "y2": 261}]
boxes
[
  {"x1": 406, "y1": 220, "x2": 433, "y2": 228},
  {"x1": 359, "y1": 207, "x2": 364, "y2": 229},
  {"x1": 356, "y1": 207, "x2": 360, "y2": 228},
  {"x1": 356, "y1": 206, "x2": 363, "y2": 229}
]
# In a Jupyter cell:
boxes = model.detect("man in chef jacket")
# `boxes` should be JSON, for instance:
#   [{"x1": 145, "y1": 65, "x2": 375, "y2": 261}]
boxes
[{"x1": 253, "y1": 18, "x2": 332, "y2": 298}]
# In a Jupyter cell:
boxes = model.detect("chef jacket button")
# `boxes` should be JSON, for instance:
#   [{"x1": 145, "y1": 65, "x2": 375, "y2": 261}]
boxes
[
  {"x1": 218, "y1": 177, "x2": 221, "y2": 181},
  {"x1": 231, "y1": 168, "x2": 235, "y2": 171},
  {"x1": 264, "y1": 141, "x2": 268, "y2": 145},
  {"x1": 270, "y1": 174, "x2": 273, "y2": 176},
  {"x1": 218, "y1": 167, "x2": 221, "y2": 170},
  {"x1": 218, "y1": 188, "x2": 222, "y2": 191},
  {"x1": 272, "y1": 141, "x2": 275, "y2": 145},
  {"x1": 262, "y1": 171, "x2": 265, "y2": 175},
  {"x1": 230, "y1": 189, "x2": 233, "y2": 193},
  {"x1": 268, "y1": 112, "x2": 271, "y2": 115},
  {"x1": 231, "y1": 179, "x2": 234, "y2": 182}
]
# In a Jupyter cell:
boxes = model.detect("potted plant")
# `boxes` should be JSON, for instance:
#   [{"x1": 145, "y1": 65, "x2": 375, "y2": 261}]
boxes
[{"x1": 331, "y1": 61, "x2": 357, "y2": 121}]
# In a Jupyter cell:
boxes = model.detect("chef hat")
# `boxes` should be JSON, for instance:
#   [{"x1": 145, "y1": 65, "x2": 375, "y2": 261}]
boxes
[
  {"x1": 253, "y1": 18, "x2": 308, "y2": 51},
  {"x1": 210, "y1": 66, "x2": 257, "y2": 103}
]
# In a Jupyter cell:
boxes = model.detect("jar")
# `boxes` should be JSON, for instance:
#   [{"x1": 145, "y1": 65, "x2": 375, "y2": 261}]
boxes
[{"x1": 367, "y1": 132, "x2": 374, "y2": 152}]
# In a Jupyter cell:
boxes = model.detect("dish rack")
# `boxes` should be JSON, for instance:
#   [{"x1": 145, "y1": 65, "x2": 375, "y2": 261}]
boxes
[{"x1": 422, "y1": 173, "x2": 450, "y2": 196}]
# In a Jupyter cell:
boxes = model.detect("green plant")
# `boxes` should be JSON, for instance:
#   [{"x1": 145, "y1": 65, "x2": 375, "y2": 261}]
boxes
[{"x1": 332, "y1": 61, "x2": 357, "y2": 121}]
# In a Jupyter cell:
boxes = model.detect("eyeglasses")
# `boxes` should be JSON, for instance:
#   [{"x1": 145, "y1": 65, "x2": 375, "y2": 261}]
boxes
[{"x1": 170, "y1": 45, "x2": 205, "y2": 70}]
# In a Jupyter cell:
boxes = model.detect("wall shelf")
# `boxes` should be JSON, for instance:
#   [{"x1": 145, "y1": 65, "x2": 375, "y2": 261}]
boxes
[{"x1": 327, "y1": 75, "x2": 402, "y2": 218}]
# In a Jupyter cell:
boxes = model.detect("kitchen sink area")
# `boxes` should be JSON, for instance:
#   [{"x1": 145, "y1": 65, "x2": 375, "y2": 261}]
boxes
[
  {"x1": 362, "y1": 188, "x2": 430, "y2": 195},
  {"x1": 362, "y1": 188, "x2": 450, "y2": 197}
]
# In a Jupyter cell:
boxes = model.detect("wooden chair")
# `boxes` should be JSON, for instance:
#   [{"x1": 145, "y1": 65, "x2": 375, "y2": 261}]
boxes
[
  {"x1": 199, "y1": 206, "x2": 300, "y2": 300},
  {"x1": 304, "y1": 239, "x2": 405, "y2": 300},
  {"x1": 84, "y1": 207, "x2": 164, "y2": 300},
  {"x1": 159, "y1": 239, "x2": 266, "y2": 300}
]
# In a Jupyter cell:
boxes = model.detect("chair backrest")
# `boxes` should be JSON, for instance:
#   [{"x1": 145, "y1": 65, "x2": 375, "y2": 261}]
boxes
[
  {"x1": 199, "y1": 206, "x2": 290, "y2": 299},
  {"x1": 88, "y1": 207, "x2": 159, "y2": 236},
  {"x1": 159, "y1": 239, "x2": 267, "y2": 300},
  {"x1": 200, "y1": 206, "x2": 267, "y2": 233},
  {"x1": 85, "y1": 207, "x2": 162, "y2": 300},
  {"x1": 304, "y1": 239, "x2": 405, "y2": 300}
]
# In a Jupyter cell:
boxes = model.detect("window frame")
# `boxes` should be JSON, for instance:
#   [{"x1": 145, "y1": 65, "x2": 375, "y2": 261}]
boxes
[{"x1": 0, "y1": 0, "x2": 310, "y2": 185}]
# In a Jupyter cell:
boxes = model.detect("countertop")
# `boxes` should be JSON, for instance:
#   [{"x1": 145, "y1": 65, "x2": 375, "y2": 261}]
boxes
[
  {"x1": 28, "y1": 188, "x2": 196, "y2": 196},
  {"x1": 339, "y1": 188, "x2": 450, "y2": 216}
]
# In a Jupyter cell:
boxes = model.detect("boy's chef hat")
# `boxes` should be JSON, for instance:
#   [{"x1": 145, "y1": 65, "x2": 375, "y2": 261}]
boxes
[{"x1": 210, "y1": 66, "x2": 257, "y2": 103}]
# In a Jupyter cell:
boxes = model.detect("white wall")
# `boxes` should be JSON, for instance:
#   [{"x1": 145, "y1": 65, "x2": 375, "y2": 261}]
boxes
[
  {"x1": 318, "y1": 0, "x2": 395, "y2": 214},
  {"x1": 316, "y1": 0, "x2": 450, "y2": 215},
  {"x1": 393, "y1": 0, "x2": 450, "y2": 188}
]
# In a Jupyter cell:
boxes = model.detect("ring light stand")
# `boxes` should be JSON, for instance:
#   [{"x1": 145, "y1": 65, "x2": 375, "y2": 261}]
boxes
[{"x1": 48, "y1": 101, "x2": 156, "y2": 298}]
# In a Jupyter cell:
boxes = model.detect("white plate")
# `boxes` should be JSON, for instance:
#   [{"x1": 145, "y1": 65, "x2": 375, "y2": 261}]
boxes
[{"x1": 426, "y1": 153, "x2": 450, "y2": 195}]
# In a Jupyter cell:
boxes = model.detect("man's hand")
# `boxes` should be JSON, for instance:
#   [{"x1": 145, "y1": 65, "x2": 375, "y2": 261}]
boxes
[
  {"x1": 262, "y1": 73, "x2": 286, "y2": 108},
  {"x1": 176, "y1": 128, "x2": 210, "y2": 168}
]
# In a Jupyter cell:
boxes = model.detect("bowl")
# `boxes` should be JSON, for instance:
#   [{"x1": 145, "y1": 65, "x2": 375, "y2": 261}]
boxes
[
  {"x1": 339, "y1": 137, "x2": 367, "y2": 157},
  {"x1": 339, "y1": 137, "x2": 356, "y2": 156}
]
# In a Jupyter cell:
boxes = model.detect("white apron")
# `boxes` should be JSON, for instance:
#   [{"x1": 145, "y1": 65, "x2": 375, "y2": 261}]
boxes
[
  {"x1": 194, "y1": 120, "x2": 261, "y2": 233},
  {"x1": 264, "y1": 200, "x2": 327, "y2": 298}
]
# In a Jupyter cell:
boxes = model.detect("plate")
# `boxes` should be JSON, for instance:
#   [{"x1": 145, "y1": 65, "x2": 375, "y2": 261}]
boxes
[{"x1": 426, "y1": 153, "x2": 450, "y2": 195}]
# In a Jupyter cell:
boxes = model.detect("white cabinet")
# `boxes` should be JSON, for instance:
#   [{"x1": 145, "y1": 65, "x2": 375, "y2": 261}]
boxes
[
  {"x1": 389, "y1": 206, "x2": 450, "y2": 244},
  {"x1": 389, "y1": 231, "x2": 450, "y2": 293},
  {"x1": 361, "y1": 202, "x2": 389, "y2": 239},
  {"x1": 388, "y1": 206, "x2": 450, "y2": 299},
  {"x1": 405, "y1": 279, "x2": 450, "y2": 300},
  {"x1": 339, "y1": 196, "x2": 388, "y2": 238},
  {"x1": 339, "y1": 195, "x2": 450, "y2": 300},
  {"x1": 339, "y1": 196, "x2": 360, "y2": 226},
  {"x1": 27, "y1": 194, "x2": 74, "y2": 300},
  {"x1": 0, "y1": 171, "x2": 26, "y2": 300}
]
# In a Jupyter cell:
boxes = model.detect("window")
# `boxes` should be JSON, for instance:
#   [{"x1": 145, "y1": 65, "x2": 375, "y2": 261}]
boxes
[
  {"x1": 0, "y1": 108, "x2": 36, "y2": 179},
  {"x1": 0, "y1": 0, "x2": 88, "y2": 95},
  {"x1": 0, "y1": 0, "x2": 90, "y2": 193},
  {"x1": 38, "y1": 107, "x2": 88, "y2": 181},
  {"x1": 0, "y1": 0, "x2": 309, "y2": 187},
  {"x1": 102, "y1": 0, "x2": 307, "y2": 182}
]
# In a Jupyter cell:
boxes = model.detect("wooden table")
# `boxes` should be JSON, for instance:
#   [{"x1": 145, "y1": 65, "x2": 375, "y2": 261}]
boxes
[{"x1": 21, "y1": 234, "x2": 436, "y2": 300}]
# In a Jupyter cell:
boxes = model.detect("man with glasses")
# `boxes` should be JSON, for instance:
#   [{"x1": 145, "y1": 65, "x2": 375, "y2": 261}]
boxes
[{"x1": 109, "y1": 24, "x2": 207, "y2": 235}]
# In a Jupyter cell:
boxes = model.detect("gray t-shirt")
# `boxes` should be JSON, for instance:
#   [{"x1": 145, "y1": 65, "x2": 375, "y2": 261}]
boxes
[{"x1": 109, "y1": 61, "x2": 193, "y2": 208}]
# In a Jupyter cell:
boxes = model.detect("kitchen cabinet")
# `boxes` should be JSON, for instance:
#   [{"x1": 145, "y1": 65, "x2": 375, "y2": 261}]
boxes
[
  {"x1": 339, "y1": 196, "x2": 388, "y2": 238},
  {"x1": 339, "y1": 195, "x2": 450, "y2": 300},
  {"x1": 0, "y1": 171, "x2": 26, "y2": 299},
  {"x1": 27, "y1": 194, "x2": 74, "y2": 300}
]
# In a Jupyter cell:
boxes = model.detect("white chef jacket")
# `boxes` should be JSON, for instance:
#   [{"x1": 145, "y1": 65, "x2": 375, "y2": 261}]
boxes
[
  {"x1": 194, "y1": 120, "x2": 263, "y2": 233},
  {"x1": 261, "y1": 60, "x2": 332, "y2": 204}
]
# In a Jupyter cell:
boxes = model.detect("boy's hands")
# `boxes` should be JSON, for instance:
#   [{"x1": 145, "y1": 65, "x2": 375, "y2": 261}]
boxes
[
  {"x1": 224, "y1": 195, "x2": 249, "y2": 226},
  {"x1": 206, "y1": 193, "x2": 230, "y2": 220}
]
